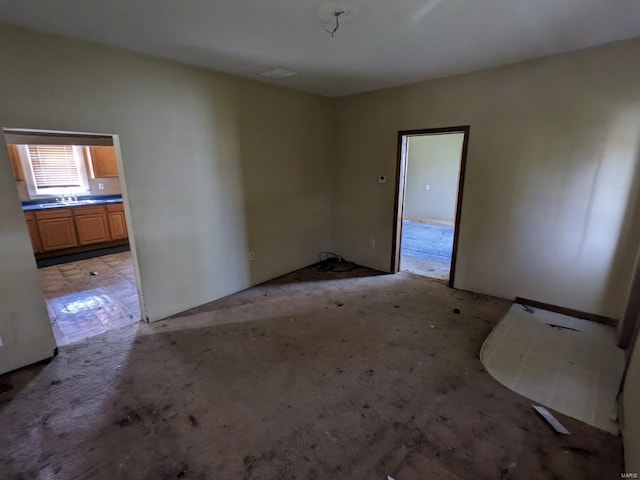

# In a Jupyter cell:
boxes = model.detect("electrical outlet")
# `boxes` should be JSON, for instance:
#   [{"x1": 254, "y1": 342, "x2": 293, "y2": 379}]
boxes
[
  {"x1": 425, "y1": 184, "x2": 430, "y2": 191},
  {"x1": 369, "y1": 239, "x2": 376, "y2": 247},
  {"x1": 98, "y1": 183, "x2": 105, "y2": 190},
  {"x1": 249, "y1": 251, "x2": 255, "y2": 261}
]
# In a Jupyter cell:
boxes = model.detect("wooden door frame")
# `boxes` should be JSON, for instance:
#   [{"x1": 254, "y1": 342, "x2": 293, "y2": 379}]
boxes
[{"x1": 391, "y1": 126, "x2": 470, "y2": 288}]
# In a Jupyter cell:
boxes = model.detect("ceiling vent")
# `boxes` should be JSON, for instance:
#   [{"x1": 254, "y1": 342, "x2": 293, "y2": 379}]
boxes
[{"x1": 260, "y1": 68, "x2": 298, "y2": 80}]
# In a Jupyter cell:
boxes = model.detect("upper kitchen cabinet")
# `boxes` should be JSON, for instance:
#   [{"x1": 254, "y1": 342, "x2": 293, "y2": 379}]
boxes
[
  {"x1": 89, "y1": 146, "x2": 119, "y2": 178},
  {"x1": 7, "y1": 144, "x2": 24, "y2": 181}
]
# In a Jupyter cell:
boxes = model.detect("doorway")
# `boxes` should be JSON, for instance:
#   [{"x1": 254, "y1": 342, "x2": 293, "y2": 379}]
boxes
[
  {"x1": 392, "y1": 126, "x2": 469, "y2": 286},
  {"x1": 3, "y1": 128, "x2": 144, "y2": 346}
]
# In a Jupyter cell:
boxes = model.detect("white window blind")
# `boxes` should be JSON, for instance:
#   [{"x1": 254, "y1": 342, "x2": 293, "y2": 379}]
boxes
[{"x1": 27, "y1": 145, "x2": 82, "y2": 189}]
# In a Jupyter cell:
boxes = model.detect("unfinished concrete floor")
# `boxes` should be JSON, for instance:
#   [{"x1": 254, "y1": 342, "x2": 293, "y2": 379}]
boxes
[{"x1": 0, "y1": 266, "x2": 623, "y2": 479}]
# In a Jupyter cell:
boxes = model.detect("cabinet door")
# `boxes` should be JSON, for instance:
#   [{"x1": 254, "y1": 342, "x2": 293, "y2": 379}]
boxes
[
  {"x1": 74, "y1": 206, "x2": 111, "y2": 245},
  {"x1": 24, "y1": 213, "x2": 42, "y2": 253},
  {"x1": 89, "y1": 146, "x2": 119, "y2": 178},
  {"x1": 36, "y1": 213, "x2": 78, "y2": 252},
  {"x1": 108, "y1": 210, "x2": 128, "y2": 240},
  {"x1": 7, "y1": 145, "x2": 24, "y2": 181}
]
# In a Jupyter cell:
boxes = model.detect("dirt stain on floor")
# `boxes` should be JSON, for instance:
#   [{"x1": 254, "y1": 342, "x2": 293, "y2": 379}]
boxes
[{"x1": 0, "y1": 266, "x2": 624, "y2": 479}]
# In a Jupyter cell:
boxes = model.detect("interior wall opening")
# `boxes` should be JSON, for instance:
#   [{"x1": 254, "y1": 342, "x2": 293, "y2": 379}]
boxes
[
  {"x1": 392, "y1": 127, "x2": 469, "y2": 285},
  {"x1": 3, "y1": 128, "x2": 144, "y2": 346}
]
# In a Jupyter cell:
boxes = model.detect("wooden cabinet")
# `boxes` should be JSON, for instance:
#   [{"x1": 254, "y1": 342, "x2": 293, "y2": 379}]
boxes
[
  {"x1": 26, "y1": 201, "x2": 128, "y2": 256},
  {"x1": 73, "y1": 206, "x2": 111, "y2": 245},
  {"x1": 7, "y1": 144, "x2": 24, "y2": 181},
  {"x1": 24, "y1": 212, "x2": 42, "y2": 253},
  {"x1": 107, "y1": 204, "x2": 128, "y2": 240},
  {"x1": 35, "y1": 209, "x2": 78, "y2": 252},
  {"x1": 89, "y1": 146, "x2": 119, "y2": 178}
]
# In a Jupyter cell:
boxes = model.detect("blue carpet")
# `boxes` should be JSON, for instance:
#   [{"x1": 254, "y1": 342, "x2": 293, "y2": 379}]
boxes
[{"x1": 401, "y1": 220, "x2": 454, "y2": 264}]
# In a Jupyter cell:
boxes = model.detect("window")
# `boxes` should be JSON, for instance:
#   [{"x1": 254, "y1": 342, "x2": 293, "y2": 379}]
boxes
[
  {"x1": 20, "y1": 144, "x2": 90, "y2": 197},
  {"x1": 29, "y1": 145, "x2": 81, "y2": 189}
]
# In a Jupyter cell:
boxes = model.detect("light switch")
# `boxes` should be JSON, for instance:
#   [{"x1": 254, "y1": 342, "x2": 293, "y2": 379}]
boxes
[
  {"x1": 425, "y1": 184, "x2": 431, "y2": 191},
  {"x1": 378, "y1": 175, "x2": 387, "y2": 184},
  {"x1": 98, "y1": 183, "x2": 105, "y2": 190}
]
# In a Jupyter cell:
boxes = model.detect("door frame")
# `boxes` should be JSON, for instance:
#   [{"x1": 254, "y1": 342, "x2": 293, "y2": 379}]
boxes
[
  {"x1": 391, "y1": 126, "x2": 470, "y2": 288},
  {"x1": 2, "y1": 128, "x2": 147, "y2": 327}
]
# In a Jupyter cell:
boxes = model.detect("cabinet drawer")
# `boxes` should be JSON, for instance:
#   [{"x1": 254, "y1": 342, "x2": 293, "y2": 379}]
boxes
[
  {"x1": 72, "y1": 205, "x2": 107, "y2": 216},
  {"x1": 106, "y1": 203, "x2": 124, "y2": 212},
  {"x1": 35, "y1": 208, "x2": 72, "y2": 220}
]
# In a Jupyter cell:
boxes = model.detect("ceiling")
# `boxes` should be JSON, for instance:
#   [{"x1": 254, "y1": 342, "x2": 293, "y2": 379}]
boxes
[{"x1": 1, "y1": 0, "x2": 639, "y2": 97}]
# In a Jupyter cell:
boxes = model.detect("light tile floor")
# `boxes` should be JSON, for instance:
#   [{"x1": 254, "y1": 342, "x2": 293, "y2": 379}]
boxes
[
  {"x1": 38, "y1": 252, "x2": 141, "y2": 346},
  {"x1": 480, "y1": 304, "x2": 625, "y2": 434},
  {"x1": 400, "y1": 256, "x2": 450, "y2": 280}
]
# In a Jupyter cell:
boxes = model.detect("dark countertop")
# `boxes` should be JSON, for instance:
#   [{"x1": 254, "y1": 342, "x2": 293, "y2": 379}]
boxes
[{"x1": 22, "y1": 195, "x2": 123, "y2": 212}]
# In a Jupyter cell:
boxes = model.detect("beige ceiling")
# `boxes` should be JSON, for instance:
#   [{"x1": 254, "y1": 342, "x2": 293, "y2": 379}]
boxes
[{"x1": 1, "y1": 0, "x2": 639, "y2": 96}]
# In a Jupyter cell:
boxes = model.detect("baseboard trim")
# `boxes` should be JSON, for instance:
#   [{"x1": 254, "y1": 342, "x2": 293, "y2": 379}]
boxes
[
  {"x1": 403, "y1": 215, "x2": 454, "y2": 227},
  {"x1": 36, "y1": 244, "x2": 130, "y2": 268},
  {"x1": 515, "y1": 297, "x2": 617, "y2": 326}
]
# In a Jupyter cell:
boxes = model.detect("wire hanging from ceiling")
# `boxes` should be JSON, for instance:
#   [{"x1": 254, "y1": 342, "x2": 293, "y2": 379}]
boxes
[{"x1": 324, "y1": 10, "x2": 346, "y2": 37}]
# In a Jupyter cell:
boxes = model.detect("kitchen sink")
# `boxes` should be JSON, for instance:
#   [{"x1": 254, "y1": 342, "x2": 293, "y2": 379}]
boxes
[
  {"x1": 64, "y1": 200, "x2": 100, "y2": 205},
  {"x1": 35, "y1": 201, "x2": 93, "y2": 208},
  {"x1": 36, "y1": 203, "x2": 66, "y2": 208}
]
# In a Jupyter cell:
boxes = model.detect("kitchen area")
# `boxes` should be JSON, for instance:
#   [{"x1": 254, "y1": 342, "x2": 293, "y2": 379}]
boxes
[{"x1": 4, "y1": 130, "x2": 141, "y2": 345}]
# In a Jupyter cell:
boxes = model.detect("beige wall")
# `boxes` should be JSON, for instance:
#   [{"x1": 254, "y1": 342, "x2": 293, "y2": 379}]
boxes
[
  {"x1": 404, "y1": 133, "x2": 463, "y2": 224},
  {"x1": 87, "y1": 177, "x2": 122, "y2": 197},
  {"x1": 0, "y1": 158, "x2": 56, "y2": 371},
  {"x1": 0, "y1": 24, "x2": 332, "y2": 374},
  {"x1": 333, "y1": 38, "x2": 640, "y2": 319}
]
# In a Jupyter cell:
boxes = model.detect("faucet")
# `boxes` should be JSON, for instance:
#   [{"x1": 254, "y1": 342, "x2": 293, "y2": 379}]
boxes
[{"x1": 61, "y1": 192, "x2": 77, "y2": 202}]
